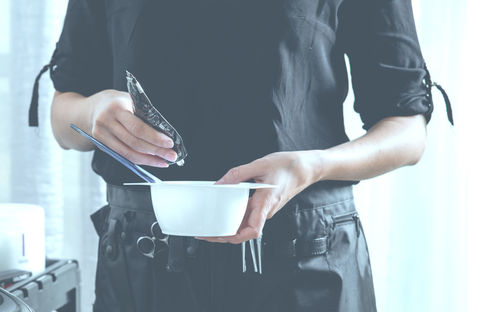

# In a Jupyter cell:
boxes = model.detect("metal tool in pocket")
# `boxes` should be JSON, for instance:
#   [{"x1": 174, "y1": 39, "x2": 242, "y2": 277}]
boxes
[
  {"x1": 137, "y1": 221, "x2": 169, "y2": 258},
  {"x1": 241, "y1": 235, "x2": 262, "y2": 274}
]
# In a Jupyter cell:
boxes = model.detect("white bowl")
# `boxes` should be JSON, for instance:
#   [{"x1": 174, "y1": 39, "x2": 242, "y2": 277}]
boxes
[{"x1": 124, "y1": 181, "x2": 276, "y2": 236}]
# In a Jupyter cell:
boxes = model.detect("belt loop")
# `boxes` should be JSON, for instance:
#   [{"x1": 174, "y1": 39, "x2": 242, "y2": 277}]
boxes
[{"x1": 354, "y1": 214, "x2": 361, "y2": 238}]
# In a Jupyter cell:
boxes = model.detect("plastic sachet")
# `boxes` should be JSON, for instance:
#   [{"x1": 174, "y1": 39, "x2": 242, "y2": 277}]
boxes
[{"x1": 126, "y1": 71, "x2": 188, "y2": 166}]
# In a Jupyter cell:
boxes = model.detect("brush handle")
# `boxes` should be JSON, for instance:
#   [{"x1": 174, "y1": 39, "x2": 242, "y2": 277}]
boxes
[{"x1": 69, "y1": 124, "x2": 161, "y2": 183}]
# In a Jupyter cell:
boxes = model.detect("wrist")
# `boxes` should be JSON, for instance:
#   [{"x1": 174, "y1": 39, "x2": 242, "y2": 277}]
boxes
[
  {"x1": 296, "y1": 150, "x2": 325, "y2": 185},
  {"x1": 86, "y1": 93, "x2": 99, "y2": 133},
  {"x1": 87, "y1": 89, "x2": 120, "y2": 133}
]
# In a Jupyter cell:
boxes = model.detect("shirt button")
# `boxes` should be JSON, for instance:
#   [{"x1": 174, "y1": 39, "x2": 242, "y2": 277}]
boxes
[{"x1": 120, "y1": 232, "x2": 127, "y2": 240}]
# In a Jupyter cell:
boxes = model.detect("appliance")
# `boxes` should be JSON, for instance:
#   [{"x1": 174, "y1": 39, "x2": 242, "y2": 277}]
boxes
[{"x1": 0, "y1": 204, "x2": 45, "y2": 275}]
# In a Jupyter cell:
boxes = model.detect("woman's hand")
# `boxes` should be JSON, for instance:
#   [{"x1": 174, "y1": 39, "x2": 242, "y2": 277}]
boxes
[
  {"x1": 196, "y1": 150, "x2": 322, "y2": 244},
  {"x1": 195, "y1": 115, "x2": 427, "y2": 244},
  {"x1": 52, "y1": 89, "x2": 177, "y2": 167},
  {"x1": 90, "y1": 90, "x2": 177, "y2": 167}
]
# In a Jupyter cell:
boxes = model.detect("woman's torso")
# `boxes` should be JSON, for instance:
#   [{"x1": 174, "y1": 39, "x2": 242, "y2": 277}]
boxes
[{"x1": 94, "y1": 0, "x2": 352, "y2": 183}]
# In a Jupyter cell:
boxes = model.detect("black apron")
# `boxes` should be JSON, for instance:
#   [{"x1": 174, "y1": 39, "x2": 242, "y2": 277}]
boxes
[{"x1": 90, "y1": 183, "x2": 377, "y2": 312}]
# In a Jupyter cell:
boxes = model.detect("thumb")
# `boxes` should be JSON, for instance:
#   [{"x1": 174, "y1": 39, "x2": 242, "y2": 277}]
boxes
[{"x1": 216, "y1": 161, "x2": 264, "y2": 184}]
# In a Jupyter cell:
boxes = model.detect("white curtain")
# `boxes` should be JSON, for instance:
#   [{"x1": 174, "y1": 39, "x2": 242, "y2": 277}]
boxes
[
  {"x1": 1, "y1": 0, "x2": 498, "y2": 311},
  {"x1": 345, "y1": 0, "x2": 499, "y2": 311},
  {"x1": 0, "y1": 0, "x2": 106, "y2": 310},
  {"x1": 344, "y1": 0, "x2": 464, "y2": 311}
]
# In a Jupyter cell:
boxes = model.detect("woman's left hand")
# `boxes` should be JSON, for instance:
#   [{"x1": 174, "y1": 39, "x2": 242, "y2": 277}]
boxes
[{"x1": 196, "y1": 150, "x2": 321, "y2": 244}]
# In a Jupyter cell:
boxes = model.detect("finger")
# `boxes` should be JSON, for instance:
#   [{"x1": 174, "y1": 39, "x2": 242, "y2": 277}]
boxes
[
  {"x1": 265, "y1": 189, "x2": 285, "y2": 219},
  {"x1": 194, "y1": 237, "x2": 231, "y2": 243},
  {"x1": 248, "y1": 189, "x2": 275, "y2": 217},
  {"x1": 94, "y1": 127, "x2": 169, "y2": 167},
  {"x1": 195, "y1": 219, "x2": 249, "y2": 243},
  {"x1": 227, "y1": 227, "x2": 260, "y2": 244},
  {"x1": 225, "y1": 192, "x2": 272, "y2": 244},
  {"x1": 216, "y1": 161, "x2": 266, "y2": 185},
  {"x1": 109, "y1": 120, "x2": 177, "y2": 162},
  {"x1": 116, "y1": 109, "x2": 173, "y2": 148},
  {"x1": 196, "y1": 190, "x2": 276, "y2": 244},
  {"x1": 195, "y1": 208, "x2": 253, "y2": 243}
]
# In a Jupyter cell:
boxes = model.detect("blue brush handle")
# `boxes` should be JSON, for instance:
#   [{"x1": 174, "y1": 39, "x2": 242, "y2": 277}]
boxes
[{"x1": 69, "y1": 124, "x2": 161, "y2": 183}]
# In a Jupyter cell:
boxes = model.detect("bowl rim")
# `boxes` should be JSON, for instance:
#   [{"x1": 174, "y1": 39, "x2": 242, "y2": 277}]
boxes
[{"x1": 123, "y1": 181, "x2": 277, "y2": 189}]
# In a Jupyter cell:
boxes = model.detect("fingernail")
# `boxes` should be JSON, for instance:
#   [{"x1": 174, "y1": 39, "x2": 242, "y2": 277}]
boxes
[
  {"x1": 158, "y1": 161, "x2": 169, "y2": 168},
  {"x1": 166, "y1": 153, "x2": 177, "y2": 162},
  {"x1": 162, "y1": 139, "x2": 173, "y2": 148},
  {"x1": 161, "y1": 135, "x2": 174, "y2": 148}
]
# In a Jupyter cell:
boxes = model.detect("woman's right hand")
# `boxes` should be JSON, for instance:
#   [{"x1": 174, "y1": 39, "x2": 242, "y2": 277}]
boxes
[{"x1": 90, "y1": 89, "x2": 177, "y2": 167}]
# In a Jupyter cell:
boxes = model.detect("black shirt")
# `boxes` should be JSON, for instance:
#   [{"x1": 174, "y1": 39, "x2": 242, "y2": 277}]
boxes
[{"x1": 48, "y1": 0, "x2": 433, "y2": 206}]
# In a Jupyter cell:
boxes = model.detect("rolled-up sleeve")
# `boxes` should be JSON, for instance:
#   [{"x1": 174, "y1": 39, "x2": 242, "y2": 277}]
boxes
[
  {"x1": 50, "y1": 0, "x2": 112, "y2": 96},
  {"x1": 342, "y1": 0, "x2": 433, "y2": 130}
]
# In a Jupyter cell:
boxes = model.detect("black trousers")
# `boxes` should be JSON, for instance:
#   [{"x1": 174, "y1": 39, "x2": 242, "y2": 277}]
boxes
[{"x1": 91, "y1": 184, "x2": 377, "y2": 312}]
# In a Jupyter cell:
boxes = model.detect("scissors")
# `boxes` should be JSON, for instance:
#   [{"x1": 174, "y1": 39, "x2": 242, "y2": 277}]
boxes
[
  {"x1": 136, "y1": 222, "x2": 169, "y2": 258},
  {"x1": 241, "y1": 236, "x2": 262, "y2": 274}
]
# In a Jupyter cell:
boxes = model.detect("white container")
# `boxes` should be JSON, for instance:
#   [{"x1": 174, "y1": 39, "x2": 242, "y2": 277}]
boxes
[
  {"x1": 125, "y1": 181, "x2": 275, "y2": 236},
  {"x1": 0, "y1": 204, "x2": 45, "y2": 274}
]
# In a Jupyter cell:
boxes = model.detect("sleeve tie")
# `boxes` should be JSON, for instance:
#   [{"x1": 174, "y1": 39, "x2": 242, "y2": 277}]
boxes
[
  {"x1": 29, "y1": 49, "x2": 57, "y2": 127},
  {"x1": 424, "y1": 64, "x2": 454, "y2": 126}
]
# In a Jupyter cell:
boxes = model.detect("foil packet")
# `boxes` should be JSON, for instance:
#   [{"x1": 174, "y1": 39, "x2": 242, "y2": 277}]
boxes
[{"x1": 126, "y1": 71, "x2": 187, "y2": 166}]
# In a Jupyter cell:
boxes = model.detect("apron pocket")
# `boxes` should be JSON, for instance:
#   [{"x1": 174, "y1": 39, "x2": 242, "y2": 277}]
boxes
[
  {"x1": 287, "y1": 212, "x2": 360, "y2": 311},
  {"x1": 98, "y1": 216, "x2": 137, "y2": 312}
]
